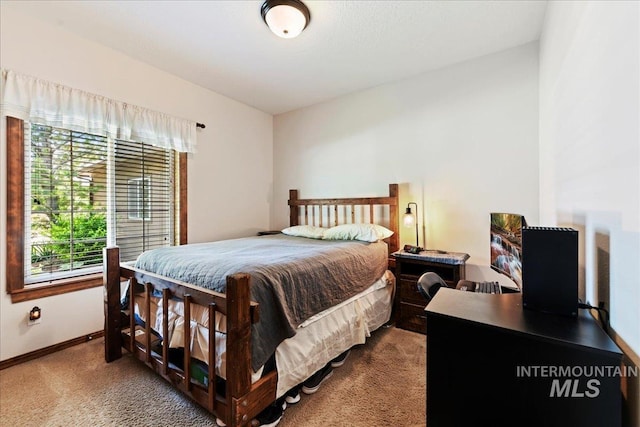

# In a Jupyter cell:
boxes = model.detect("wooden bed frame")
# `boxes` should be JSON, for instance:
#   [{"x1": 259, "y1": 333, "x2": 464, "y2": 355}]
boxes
[{"x1": 103, "y1": 184, "x2": 399, "y2": 427}]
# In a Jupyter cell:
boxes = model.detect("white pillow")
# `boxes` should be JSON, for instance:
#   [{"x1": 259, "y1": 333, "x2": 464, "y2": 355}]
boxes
[
  {"x1": 281, "y1": 225, "x2": 327, "y2": 239},
  {"x1": 323, "y1": 223, "x2": 394, "y2": 243}
]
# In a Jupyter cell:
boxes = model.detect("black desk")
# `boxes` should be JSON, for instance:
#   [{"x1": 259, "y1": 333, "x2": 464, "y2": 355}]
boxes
[{"x1": 425, "y1": 288, "x2": 623, "y2": 427}]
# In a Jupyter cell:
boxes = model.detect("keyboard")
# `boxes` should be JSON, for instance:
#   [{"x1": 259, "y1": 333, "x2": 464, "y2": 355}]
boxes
[{"x1": 474, "y1": 281, "x2": 502, "y2": 294}]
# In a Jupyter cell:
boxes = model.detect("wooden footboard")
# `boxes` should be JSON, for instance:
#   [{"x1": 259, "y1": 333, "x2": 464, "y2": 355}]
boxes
[{"x1": 103, "y1": 247, "x2": 276, "y2": 427}]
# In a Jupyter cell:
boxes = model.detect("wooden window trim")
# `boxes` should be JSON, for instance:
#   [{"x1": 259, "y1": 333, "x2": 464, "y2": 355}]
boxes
[{"x1": 5, "y1": 116, "x2": 188, "y2": 303}]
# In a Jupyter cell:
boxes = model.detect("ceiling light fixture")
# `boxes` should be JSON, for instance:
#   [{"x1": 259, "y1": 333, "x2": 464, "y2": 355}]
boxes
[{"x1": 261, "y1": 0, "x2": 311, "y2": 39}]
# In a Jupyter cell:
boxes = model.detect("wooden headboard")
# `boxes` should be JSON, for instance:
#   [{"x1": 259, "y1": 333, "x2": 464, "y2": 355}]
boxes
[{"x1": 288, "y1": 183, "x2": 399, "y2": 254}]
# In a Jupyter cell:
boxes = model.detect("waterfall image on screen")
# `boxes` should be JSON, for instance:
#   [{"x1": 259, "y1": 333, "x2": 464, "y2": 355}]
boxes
[{"x1": 490, "y1": 213, "x2": 526, "y2": 289}]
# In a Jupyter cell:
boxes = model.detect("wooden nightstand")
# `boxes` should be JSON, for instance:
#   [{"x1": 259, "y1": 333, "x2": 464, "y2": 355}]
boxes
[{"x1": 392, "y1": 250, "x2": 469, "y2": 334}]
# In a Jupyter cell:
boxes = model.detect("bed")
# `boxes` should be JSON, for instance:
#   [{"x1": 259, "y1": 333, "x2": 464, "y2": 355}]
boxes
[{"x1": 103, "y1": 184, "x2": 399, "y2": 426}]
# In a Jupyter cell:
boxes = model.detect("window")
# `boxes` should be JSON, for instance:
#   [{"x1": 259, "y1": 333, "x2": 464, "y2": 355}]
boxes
[
  {"x1": 6, "y1": 117, "x2": 187, "y2": 302},
  {"x1": 114, "y1": 138, "x2": 178, "y2": 263},
  {"x1": 127, "y1": 177, "x2": 151, "y2": 221},
  {"x1": 26, "y1": 123, "x2": 109, "y2": 283}
]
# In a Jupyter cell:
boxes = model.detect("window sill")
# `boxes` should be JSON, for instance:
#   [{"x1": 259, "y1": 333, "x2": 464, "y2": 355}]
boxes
[{"x1": 9, "y1": 273, "x2": 103, "y2": 303}]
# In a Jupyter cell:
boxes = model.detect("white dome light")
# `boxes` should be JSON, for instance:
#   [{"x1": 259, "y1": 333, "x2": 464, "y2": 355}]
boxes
[{"x1": 261, "y1": 0, "x2": 310, "y2": 39}]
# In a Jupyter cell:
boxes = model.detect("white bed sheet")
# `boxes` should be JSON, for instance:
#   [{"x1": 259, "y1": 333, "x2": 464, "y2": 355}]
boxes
[
  {"x1": 275, "y1": 269, "x2": 394, "y2": 397},
  {"x1": 134, "y1": 269, "x2": 395, "y2": 398}
]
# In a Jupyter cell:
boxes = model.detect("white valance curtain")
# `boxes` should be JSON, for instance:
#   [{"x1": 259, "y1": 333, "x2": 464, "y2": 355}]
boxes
[{"x1": 0, "y1": 69, "x2": 197, "y2": 153}]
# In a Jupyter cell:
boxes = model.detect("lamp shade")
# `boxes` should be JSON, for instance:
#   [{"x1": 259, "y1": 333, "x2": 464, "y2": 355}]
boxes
[
  {"x1": 261, "y1": 0, "x2": 310, "y2": 39},
  {"x1": 404, "y1": 202, "x2": 419, "y2": 248},
  {"x1": 403, "y1": 211, "x2": 416, "y2": 227}
]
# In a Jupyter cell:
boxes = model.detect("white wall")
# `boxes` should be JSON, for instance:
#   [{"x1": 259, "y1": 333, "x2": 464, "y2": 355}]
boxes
[
  {"x1": 539, "y1": 2, "x2": 639, "y2": 420},
  {"x1": 273, "y1": 43, "x2": 540, "y2": 287},
  {"x1": 0, "y1": 7, "x2": 273, "y2": 361}
]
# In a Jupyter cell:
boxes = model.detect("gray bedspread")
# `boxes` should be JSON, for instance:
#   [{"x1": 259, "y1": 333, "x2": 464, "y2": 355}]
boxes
[{"x1": 134, "y1": 234, "x2": 388, "y2": 370}]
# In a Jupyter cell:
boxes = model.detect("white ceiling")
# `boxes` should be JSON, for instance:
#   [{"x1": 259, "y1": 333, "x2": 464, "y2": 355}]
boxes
[{"x1": 4, "y1": 0, "x2": 548, "y2": 115}]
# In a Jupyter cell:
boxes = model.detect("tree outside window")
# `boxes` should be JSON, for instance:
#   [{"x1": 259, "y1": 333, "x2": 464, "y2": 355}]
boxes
[{"x1": 28, "y1": 124, "x2": 108, "y2": 278}]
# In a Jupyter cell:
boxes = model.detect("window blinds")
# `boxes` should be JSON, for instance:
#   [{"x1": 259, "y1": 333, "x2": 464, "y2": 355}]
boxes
[{"x1": 113, "y1": 139, "x2": 174, "y2": 263}]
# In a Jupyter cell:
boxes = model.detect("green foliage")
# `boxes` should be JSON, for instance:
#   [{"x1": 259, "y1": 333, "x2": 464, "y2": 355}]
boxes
[
  {"x1": 49, "y1": 213, "x2": 107, "y2": 266},
  {"x1": 31, "y1": 244, "x2": 55, "y2": 265},
  {"x1": 491, "y1": 213, "x2": 521, "y2": 233},
  {"x1": 28, "y1": 124, "x2": 109, "y2": 273}
]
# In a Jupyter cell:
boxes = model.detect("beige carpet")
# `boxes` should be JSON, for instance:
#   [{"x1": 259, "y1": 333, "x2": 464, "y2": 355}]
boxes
[{"x1": 0, "y1": 326, "x2": 426, "y2": 427}]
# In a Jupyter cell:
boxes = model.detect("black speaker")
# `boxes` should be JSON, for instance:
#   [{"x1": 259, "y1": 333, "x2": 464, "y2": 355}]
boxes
[{"x1": 522, "y1": 227, "x2": 578, "y2": 317}]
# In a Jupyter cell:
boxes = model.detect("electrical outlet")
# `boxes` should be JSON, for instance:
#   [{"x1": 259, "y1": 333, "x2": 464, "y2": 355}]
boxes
[{"x1": 27, "y1": 317, "x2": 41, "y2": 326}]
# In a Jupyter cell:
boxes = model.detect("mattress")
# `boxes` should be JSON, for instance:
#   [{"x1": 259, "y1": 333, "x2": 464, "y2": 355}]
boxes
[
  {"x1": 134, "y1": 234, "x2": 389, "y2": 370},
  {"x1": 134, "y1": 269, "x2": 395, "y2": 398}
]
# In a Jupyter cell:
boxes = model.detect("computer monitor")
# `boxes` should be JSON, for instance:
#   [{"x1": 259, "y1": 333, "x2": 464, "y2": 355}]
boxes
[{"x1": 490, "y1": 213, "x2": 527, "y2": 290}]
